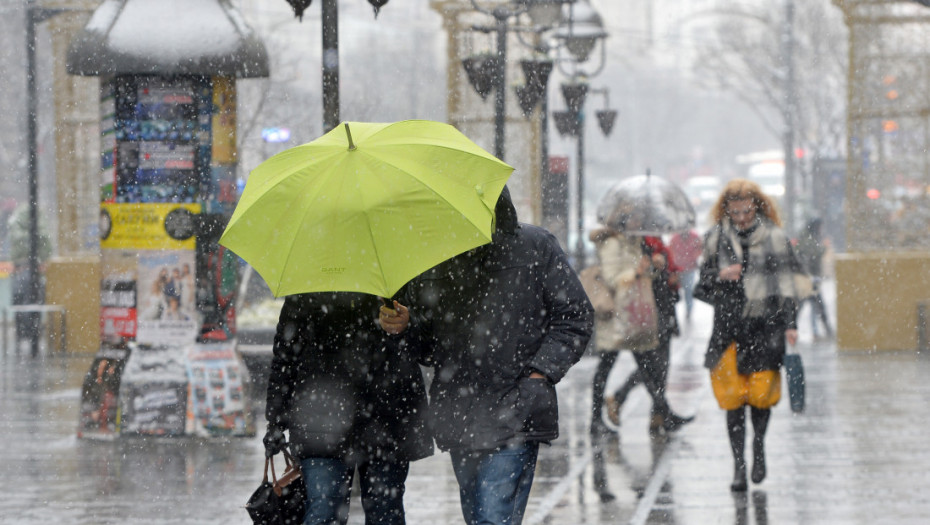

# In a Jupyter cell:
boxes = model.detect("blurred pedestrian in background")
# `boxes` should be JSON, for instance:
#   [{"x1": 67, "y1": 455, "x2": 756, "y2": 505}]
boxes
[
  {"x1": 264, "y1": 292, "x2": 432, "y2": 525},
  {"x1": 698, "y1": 179, "x2": 807, "y2": 492},
  {"x1": 669, "y1": 229, "x2": 703, "y2": 321},
  {"x1": 796, "y1": 218, "x2": 833, "y2": 340},
  {"x1": 588, "y1": 227, "x2": 693, "y2": 437},
  {"x1": 605, "y1": 235, "x2": 689, "y2": 435}
]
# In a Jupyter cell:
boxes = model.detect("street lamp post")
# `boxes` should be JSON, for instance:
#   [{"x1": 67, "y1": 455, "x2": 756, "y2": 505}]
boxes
[
  {"x1": 782, "y1": 0, "x2": 797, "y2": 233},
  {"x1": 490, "y1": 9, "x2": 509, "y2": 160},
  {"x1": 464, "y1": 0, "x2": 569, "y2": 161},
  {"x1": 549, "y1": 0, "x2": 610, "y2": 268},
  {"x1": 464, "y1": 2, "x2": 522, "y2": 161},
  {"x1": 285, "y1": 0, "x2": 391, "y2": 133},
  {"x1": 321, "y1": 0, "x2": 339, "y2": 132},
  {"x1": 24, "y1": 2, "x2": 70, "y2": 356}
]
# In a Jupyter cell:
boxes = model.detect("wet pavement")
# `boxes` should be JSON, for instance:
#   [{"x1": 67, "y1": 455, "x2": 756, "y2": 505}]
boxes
[{"x1": 3, "y1": 279, "x2": 930, "y2": 524}]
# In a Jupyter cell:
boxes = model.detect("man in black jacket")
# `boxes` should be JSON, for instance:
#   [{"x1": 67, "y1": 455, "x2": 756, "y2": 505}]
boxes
[
  {"x1": 264, "y1": 292, "x2": 432, "y2": 525},
  {"x1": 381, "y1": 188, "x2": 594, "y2": 525}
]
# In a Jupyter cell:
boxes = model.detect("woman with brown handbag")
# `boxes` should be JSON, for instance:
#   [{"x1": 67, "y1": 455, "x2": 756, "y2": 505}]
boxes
[{"x1": 587, "y1": 227, "x2": 693, "y2": 436}]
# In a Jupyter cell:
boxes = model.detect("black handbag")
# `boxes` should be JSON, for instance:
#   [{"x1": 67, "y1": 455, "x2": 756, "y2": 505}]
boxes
[
  {"x1": 693, "y1": 229, "x2": 722, "y2": 305},
  {"x1": 784, "y1": 353, "x2": 805, "y2": 413},
  {"x1": 246, "y1": 452, "x2": 306, "y2": 525},
  {"x1": 692, "y1": 268, "x2": 716, "y2": 305}
]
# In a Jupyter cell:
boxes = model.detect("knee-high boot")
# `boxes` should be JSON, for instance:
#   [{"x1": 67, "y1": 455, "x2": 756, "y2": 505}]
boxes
[
  {"x1": 750, "y1": 407, "x2": 771, "y2": 483},
  {"x1": 727, "y1": 408, "x2": 747, "y2": 492}
]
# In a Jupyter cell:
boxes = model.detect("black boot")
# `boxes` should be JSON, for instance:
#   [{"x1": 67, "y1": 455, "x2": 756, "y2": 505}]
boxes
[
  {"x1": 750, "y1": 407, "x2": 771, "y2": 484},
  {"x1": 731, "y1": 462, "x2": 748, "y2": 492},
  {"x1": 728, "y1": 408, "x2": 747, "y2": 492},
  {"x1": 751, "y1": 438, "x2": 766, "y2": 484}
]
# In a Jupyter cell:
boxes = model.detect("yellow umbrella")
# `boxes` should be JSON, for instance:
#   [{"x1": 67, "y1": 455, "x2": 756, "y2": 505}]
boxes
[{"x1": 219, "y1": 120, "x2": 513, "y2": 298}]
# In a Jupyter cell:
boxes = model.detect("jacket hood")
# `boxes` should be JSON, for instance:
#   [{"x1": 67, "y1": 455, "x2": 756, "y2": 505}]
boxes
[{"x1": 494, "y1": 186, "x2": 519, "y2": 237}]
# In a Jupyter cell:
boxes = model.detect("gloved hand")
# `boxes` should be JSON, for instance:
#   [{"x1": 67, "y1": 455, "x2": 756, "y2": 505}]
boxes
[{"x1": 263, "y1": 427, "x2": 287, "y2": 458}]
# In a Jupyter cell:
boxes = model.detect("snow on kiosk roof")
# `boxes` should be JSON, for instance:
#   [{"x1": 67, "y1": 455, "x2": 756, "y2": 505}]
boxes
[{"x1": 66, "y1": 0, "x2": 269, "y2": 78}]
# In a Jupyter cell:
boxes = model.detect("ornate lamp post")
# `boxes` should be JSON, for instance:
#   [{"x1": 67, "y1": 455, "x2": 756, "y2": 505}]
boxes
[
  {"x1": 550, "y1": 0, "x2": 612, "y2": 268},
  {"x1": 284, "y1": 0, "x2": 392, "y2": 132},
  {"x1": 461, "y1": 0, "x2": 570, "y2": 161}
]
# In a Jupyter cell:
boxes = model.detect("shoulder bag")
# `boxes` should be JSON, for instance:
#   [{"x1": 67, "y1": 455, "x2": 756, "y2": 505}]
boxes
[{"x1": 579, "y1": 265, "x2": 616, "y2": 319}]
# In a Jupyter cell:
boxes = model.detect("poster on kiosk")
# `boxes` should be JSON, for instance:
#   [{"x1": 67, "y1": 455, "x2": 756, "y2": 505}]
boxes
[{"x1": 79, "y1": 76, "x2": 254, "y2": 440}]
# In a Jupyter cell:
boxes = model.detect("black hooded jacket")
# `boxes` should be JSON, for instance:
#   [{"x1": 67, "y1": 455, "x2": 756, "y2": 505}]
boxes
[
  {"x1": 401, "y1": 188, "x2": 594, "y2": 451},
  {"x1": 265, "y1": 292, "x2": 433, "y2": 464}
]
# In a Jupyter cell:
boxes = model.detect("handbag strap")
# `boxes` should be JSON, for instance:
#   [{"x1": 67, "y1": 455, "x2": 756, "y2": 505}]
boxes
[
  {"x1": 262, "y1": 457, "x2": 272, "y2": 484},
  {"x1": 263, "y1": 449, "x2": 298, "y2": 486},
  {"x1": 283, "y1": 451, "x2": 296, "y2": 470}
]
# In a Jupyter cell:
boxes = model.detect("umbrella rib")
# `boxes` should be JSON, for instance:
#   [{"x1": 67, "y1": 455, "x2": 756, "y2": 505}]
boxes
[
  {"x1": 366, "y1": 148, "x2": 508, "y2": 235},
  {"x1": 355, "y1": 147, "x2": 508, "y2": 296},
  {"x1": 274, "y1": 155, "x2": 353, "y2": 296}
]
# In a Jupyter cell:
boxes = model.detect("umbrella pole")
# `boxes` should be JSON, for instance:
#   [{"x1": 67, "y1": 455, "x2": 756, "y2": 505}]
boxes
[{"x1": 344, "y1": 123, "x2": 356, "y2": 150}]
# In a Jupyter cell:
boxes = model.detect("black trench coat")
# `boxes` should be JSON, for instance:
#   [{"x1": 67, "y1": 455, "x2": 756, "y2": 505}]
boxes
[{"x1": 265, "y1": 292, "x2": 433, "y2": 465}]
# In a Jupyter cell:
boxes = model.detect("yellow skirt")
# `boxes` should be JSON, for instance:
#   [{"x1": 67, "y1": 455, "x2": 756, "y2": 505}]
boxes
[{"x1": 710, "y1": 342, "x2": 781, "y2": 410}]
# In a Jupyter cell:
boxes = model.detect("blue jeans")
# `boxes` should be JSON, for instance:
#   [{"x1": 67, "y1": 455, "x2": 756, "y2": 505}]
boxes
[
  {"x1": 450, "y1": 442, "x2": 539, "y2": 525},
  {"x1": 300, "y1": 457, "x2": 410, "y2": 525}
]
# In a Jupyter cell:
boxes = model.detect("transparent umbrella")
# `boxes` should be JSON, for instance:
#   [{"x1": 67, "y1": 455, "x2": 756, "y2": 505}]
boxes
[{"x1": 596, "y1": 174, "x2": 696, "y2": 235}]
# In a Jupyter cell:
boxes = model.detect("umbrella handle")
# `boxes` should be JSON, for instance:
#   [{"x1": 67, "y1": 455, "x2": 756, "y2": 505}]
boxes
[{"x1": 380, "y1": 296, "x2": 395, "y2": 312}]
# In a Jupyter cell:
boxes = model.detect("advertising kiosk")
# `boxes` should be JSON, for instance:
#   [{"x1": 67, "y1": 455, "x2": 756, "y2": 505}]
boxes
[{"x1": 66, "y1": 0, "x2": 269, "y2": 438}]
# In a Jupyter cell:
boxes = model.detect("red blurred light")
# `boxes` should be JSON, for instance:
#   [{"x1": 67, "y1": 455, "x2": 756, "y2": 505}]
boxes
[{"x1": 866, "y1": 188, "x2": 881, "y2": 199}]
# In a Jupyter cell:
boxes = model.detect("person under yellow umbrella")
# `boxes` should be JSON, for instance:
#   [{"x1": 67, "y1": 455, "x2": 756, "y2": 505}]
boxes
[{"x1": 224, "y1": 120, "x2": 514, "y2": 524}]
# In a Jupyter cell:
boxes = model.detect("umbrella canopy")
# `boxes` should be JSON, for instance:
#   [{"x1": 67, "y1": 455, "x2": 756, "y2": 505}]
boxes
[
  {"x1": 596, "y1": 174, "x2": 696, "y2": 235},
  {"x1": 219, "y1": 120, "x2": 513, "y2": 298}
]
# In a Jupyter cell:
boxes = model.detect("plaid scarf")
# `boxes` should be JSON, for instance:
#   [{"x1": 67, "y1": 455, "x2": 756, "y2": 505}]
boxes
[{"x1": 705, "y1": 217, "x2": 805, "y2": 319}]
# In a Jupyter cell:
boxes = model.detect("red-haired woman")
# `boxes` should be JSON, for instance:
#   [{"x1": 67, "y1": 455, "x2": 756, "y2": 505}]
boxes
[{"x1": 698, "y1": 179, "x2": 807, "y2": 492}]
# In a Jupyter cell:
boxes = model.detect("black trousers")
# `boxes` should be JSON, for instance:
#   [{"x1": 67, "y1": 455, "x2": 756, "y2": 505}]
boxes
[{"x1": 591, "y1": 341, "x2": 672, "y2": 426}]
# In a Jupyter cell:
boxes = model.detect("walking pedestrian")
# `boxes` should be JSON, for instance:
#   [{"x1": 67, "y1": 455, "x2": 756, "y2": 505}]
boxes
[
  {"x1": 263, "y1": 292, "x2": 433, "y2": 525},
  {"x1": 588, "y1": 227, "x2": 693, "y2": 437},
  {"x1": 698, "y1": 179, "x2": 807, "y2": 492},
  {"x1": 604, "y1": 235, "x2": 690, "y2": 435},
  {"x1": 796, "y1": 218, "x2": 833, "y2": 339},
  {"x1": 669, "y1": 229, "x2": 703, "y2": 321},
  {"x1": 379, "y1": 187, "x2": 594, "y2": 525}
]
